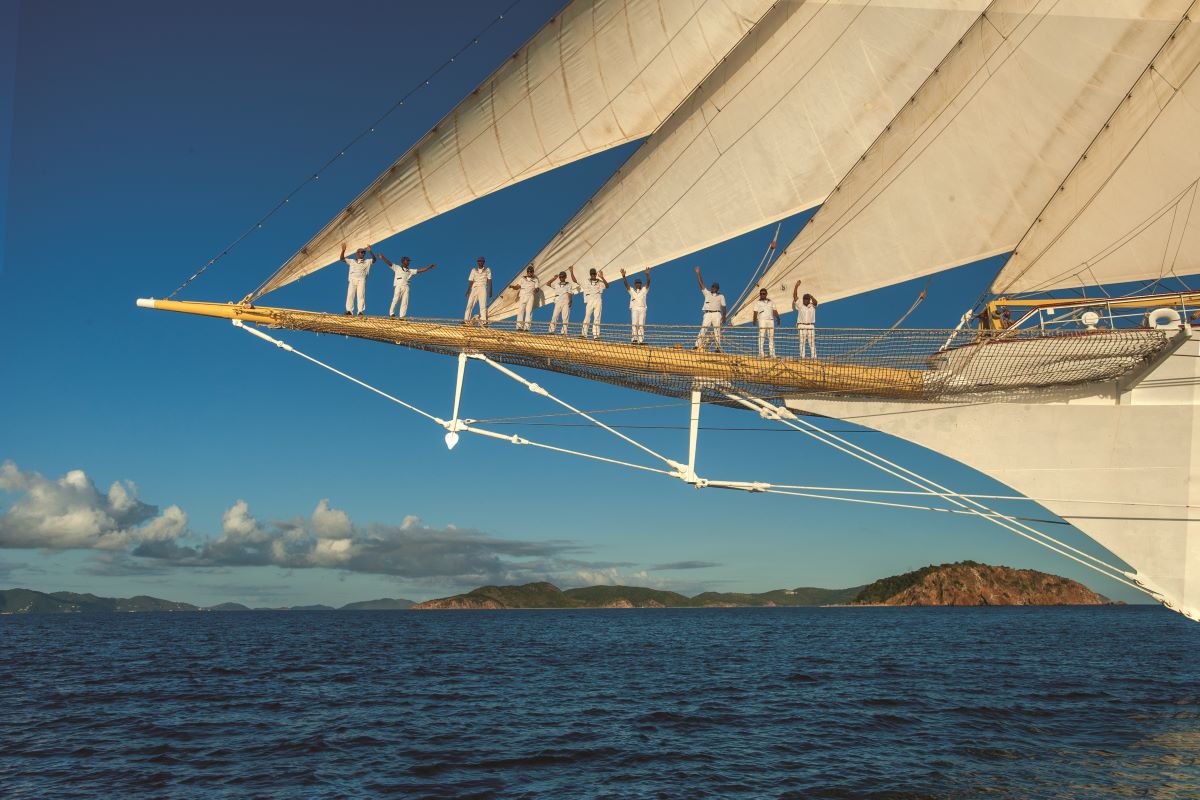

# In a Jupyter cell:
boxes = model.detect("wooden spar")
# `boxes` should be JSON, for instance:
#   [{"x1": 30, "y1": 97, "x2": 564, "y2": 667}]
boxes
[{"x1": 135, "y1": 298, "x2": 929, "y2": 399}]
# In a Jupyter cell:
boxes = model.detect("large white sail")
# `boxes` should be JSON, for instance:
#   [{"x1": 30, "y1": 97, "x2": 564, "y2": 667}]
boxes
[
  {"x1": 252, "y1": 0, "x2": 775, "y2": 300},
  {"x1": 490, "y1": 0, "x2": 988, "y2": 320},
  {"x1": 733, "y1": 0, "x2": 1191, "y2": 324},
  {"x1": 991, "y1": 8, "x2": 1200, "y2": 295}
]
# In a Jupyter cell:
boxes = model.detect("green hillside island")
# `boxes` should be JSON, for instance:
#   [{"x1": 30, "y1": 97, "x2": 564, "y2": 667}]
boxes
[
  {"x1": 0, "y1": 589, "x2": 415, "y2": 614},
  {"x1": 413, "y1": 582, "x2": 864, "y2": 609},
  {"x1": 1, "y1": 563, "x2": 1113, "y2": 614}
]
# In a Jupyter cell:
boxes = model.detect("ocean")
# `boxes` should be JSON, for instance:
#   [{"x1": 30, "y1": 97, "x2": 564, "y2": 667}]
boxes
[{"x1": 3, "y1": 605, "x2": 1199, "y2": 798}]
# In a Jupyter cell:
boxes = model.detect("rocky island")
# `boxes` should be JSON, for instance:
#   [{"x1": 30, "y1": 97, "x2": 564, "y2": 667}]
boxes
[
  {"x1": 414, "y1": 562, "x2": 1113, "y2": 609},
  {"x1": 1, "y1": 562, "x2": 1113, "y2": 613}
]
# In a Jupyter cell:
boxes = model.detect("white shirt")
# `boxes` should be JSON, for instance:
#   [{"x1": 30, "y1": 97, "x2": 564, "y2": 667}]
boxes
[
  {"x1": 582, "y1": 277, "x2": 605, "y2": 301},
  {"x1": 515, "y1": 275, "x2": 540, "y2": 298},
  {"x1": 753, "y1": 299, "x2": 777, "y2": 327},
  {"x1": 391, "y1": 264, "x2": 417, "y2": 288},
  {"x1": 701, "y1": 290, "x2": 726, "y2": 313},
  {"x1": 796, "y1": 302, "x2": 817, "y2": 325},
  {"x1": 346, "y1": 256, "x2": 372, "y2": 279},
  {"x1": 469, "y1": 267, "x2": 491, "y2": 288},
  {"x1": 549, "y1": 280, "x2": 578, "y2": 303},
  {"x1": 628, "y1": 286, "x2": 649, "y2": 310}
]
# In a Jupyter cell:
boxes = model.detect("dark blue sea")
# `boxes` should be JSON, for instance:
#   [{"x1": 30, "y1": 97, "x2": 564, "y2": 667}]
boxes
[{"x1": 3, "y1": 606, "x2": 1199, "y2": 798}]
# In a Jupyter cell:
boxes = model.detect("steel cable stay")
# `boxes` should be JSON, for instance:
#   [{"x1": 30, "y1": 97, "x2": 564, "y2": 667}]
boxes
[
  {"x1": 232, "y1": 320, "x2": 1154, "y2": 597},
  {"x1": 722, "y1": 392, "x2": 1150, "y2": 596}
]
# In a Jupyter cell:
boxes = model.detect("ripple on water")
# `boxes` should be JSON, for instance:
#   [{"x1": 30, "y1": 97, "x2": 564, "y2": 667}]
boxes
[{"x1": 3, "y1": 606, "x2": 1200, "y2": 798}]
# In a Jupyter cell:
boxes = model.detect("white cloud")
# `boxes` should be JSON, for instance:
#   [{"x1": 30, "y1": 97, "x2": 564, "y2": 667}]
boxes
[
  {"x1": 0, "y1": 460, "x2": 187, "y2": 551},
  {"x1": 0, "y1": 460, "x2": 707, "y2": 592}
]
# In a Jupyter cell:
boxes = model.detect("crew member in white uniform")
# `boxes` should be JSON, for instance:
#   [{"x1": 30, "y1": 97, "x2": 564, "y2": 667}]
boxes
[
  {"x1": 693, "y1": 266, "x2": 727, "y2": 350},
  {"x1": 463, "y1": 257, "x2": 492, "y2": 325},
  {"x1": 751, "y1": 288, "x2": 780, "y2": 357},
  {"x1": 793, "y1": 279, "x2": 818, "y2": 358},
  {"x1": 340, "y1": 243, "x2": 375, "y2": 316},
  {"x1": 545, "y1": 270, "x2": 579, "y2": 334},
  {"x1": 620, "y1": 268, "x2": 650, "y2": 344},
  {"x1": 508, "y1": 265, "x2": 540, "y2": 331},
  {"x1": 573, "y1": 266, "x2": 608, "y2": 339},
  {"x1": 377, "y1": 252, "x2": 435, "y2": 318}
]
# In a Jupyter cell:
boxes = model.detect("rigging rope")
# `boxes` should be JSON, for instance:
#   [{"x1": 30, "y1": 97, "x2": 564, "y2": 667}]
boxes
[
  {"x1": 731, "y1": 223, "x2": 782, "y2": 312},
  {"x1": 724, "y1": 392, "x2": 1147, "y2": 595},
  {"x1": 230, "y1": 319, "x2": 1159, "y2": 597},
  {"x1": 166, "y1": 0, "x2": 527, "y2": 301}
]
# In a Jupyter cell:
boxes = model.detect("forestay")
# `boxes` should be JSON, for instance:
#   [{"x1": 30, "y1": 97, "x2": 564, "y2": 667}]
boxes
[
  {"x1": 490, "y1": 0, "x2": 988, "y2": 320},
  {"x1": 252, "y1": 0, "x2": 775, "y2": 300},
  {"x1": 733, "y1": 0, "x2": 1191, "y2": 324},
  {"x1": 991, "y1": 5, "x2": 1200, "y2": 295}
]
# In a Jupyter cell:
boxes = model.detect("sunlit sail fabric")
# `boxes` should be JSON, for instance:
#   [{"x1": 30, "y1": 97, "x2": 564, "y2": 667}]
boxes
[
  {"x1": 733, "y1": 0, "x2": 1191, "y2": 324},
  {"x1": 992, "y1": 7, "x2": 1200, "y2": 295},
  {"x1": 490, "y1": 0, "x2": 988, "y2": 320},
  {"x1": 252, "y1": 0, "x2": 775, "y2": 300}
]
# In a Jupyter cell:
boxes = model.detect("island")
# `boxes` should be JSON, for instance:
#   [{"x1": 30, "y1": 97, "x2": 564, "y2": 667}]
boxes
[{"x1": 0, "y1": 562, "x2": 1114, "y2": 614}]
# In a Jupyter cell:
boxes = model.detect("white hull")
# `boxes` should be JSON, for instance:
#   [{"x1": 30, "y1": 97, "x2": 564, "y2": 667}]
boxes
[{"x1": 789, "y1": 331, "x2": 1200, "y2": 620}]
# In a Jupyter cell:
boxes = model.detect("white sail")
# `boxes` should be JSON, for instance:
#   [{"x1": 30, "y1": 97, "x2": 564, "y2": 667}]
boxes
[
  {"x1": 733, "y1": 0, "x2": 1191, "y2": 324},
  {"x1": 253, "y1": 0, "x2": 775, "y2": 299},
  {"x1": 991, "y1": 8, "x2": 1200, "y2": 295},
  {"x1": 490, "y1": 0, "x2": 989, "y2": 320}
]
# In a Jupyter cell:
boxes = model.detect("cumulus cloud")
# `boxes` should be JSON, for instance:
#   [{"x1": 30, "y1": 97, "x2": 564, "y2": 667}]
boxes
[
  {"x1": 0, "y1": 460, "x2": 714, "y2": 590},
  {"x1": 0, "y1": 461, "x2": 187, "y2": 551},
  {"x1": 130, "y1": 498, "x2": 587, "y2": 585}
]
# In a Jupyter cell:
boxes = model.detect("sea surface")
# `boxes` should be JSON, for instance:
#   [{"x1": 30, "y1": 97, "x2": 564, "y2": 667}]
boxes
[{"x1": 3, "y1": 606, "x2": 1199, "y2": 799}]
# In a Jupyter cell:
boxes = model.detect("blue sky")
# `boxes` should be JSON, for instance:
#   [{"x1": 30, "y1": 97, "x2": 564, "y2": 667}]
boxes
[{"x1": 0, "y1": 0, "x2": 1145, "y2": 606}]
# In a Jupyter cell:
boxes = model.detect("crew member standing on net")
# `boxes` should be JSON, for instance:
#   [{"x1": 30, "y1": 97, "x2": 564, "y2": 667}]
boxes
[
  {"x1": 378, "y1": 253, "x2": 434, "y2": 318},
  {"x1": 340, "y1": 243, "x2": 375, "y2": 316},
  {"x1": 546, "y1": 270, "x2": 579, "y2": 334},
  {"x1": 793, "y1": 279, "x2": 818, "y2": 358},
  {"x1": 508, "y1": 265, "x2": 540, "y2": 331},
  {"x1": 752, "y1": 288, "x2": 780, "y2": 357},
  {"x1": 463, "y1": 257, "x2": 492, "y2": 325},
  {"x1": 575, "y1": 266, "x2": 608, "y2": 339},
  {"x1": 693, "y1": 266, "x2": 726, "y2": 351},
  {"x1": 621, "y1": 268, "x2": 650, "y2": 344}
]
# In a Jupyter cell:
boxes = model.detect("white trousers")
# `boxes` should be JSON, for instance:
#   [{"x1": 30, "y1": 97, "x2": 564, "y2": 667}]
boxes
[
  {"x1": 582, "y1": 300, "x2": 602, "y2": 338},
  {"x1": 695, "y1": 311, "x2": 723, "y2": 349},
  {"x1": 798, "y1": 324, "x2": 816, "y2": 358},
  {"x1": 464, "y1": 286, "x2": 489, "y2": 323},
  {"x1": 549, "y1": 300, "x2": 571, "y2": 333},
  {"x1": 389, "y1": 285, "x2": 410, "y2": 317},
  {"x1": 516, "y1": 294, "x2": 536, "y2": 330},
  {"x1": 346, "y1": 275, "x2": 367, "y2": 314},
  {"x1": 630, "y1": 307, "x2": 646, "y2": 342},
  {"x1": 757, "y1": 325, "x2": 776, "y2": 357}
]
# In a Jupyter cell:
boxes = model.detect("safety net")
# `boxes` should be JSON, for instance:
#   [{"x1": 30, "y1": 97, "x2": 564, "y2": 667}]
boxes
[{"x1": 235, "y1": 307, "x2": 1170, "y2": 404}]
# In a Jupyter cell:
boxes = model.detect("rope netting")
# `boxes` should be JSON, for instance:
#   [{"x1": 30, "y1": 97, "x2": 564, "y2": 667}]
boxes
[{"x1": 244, "y1": 307, "x2": 1170, "y2": 403}]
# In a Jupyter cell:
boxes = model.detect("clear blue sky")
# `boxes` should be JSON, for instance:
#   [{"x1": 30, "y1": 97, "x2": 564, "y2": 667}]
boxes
[{"x1": 0, "y1": 0, "x2": 1144, "y2": 606}]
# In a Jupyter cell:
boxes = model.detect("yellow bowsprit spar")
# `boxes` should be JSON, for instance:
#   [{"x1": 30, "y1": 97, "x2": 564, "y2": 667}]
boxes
[{"x1": 136, "y1": 298, "x2": 934, "y2": 401}]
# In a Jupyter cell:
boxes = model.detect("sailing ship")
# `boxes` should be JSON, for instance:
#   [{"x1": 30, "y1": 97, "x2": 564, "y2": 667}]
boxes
[{"x1": 138, "y1": 0, "x2": 1200, "y2": 622}]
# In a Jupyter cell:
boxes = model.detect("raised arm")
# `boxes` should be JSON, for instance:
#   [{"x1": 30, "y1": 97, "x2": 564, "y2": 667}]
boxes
[
  {"x1": 416, "y1": 263, "x2": 436, "y2": 274},
  {"x1": 644, "y1": 268, "x2": 650, "y2": 289},
  {"x1": 366, "y1": 245, "x2": 376, "y2": 263},
  {"x1": 376, "y1": 251, "x2": 394, "y2": 268},
  {"x1": 620, "y1": 269, "x2": 631, "y2": 290},
  {"x1": 793, "y1": 279, "x2": 801, "y2": 303},
  {"x1": 568, "y1": 265, "x2": 577, "y2": 283},
  {"x1": 694, "y1": 265, "x2": 705, "y2": 291},
  {"x1": 599, "y1": 272, "x2": 609, "y2": 288},
  {"x1": 339, "y1": 243, "x2": 348, "y2": 263}
]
